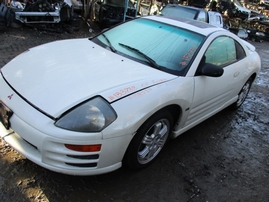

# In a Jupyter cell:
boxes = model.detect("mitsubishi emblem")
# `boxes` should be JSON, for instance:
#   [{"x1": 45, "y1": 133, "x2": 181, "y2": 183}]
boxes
[{"x1": 8, "y1": 94, "x2": 13, "y2": 100}]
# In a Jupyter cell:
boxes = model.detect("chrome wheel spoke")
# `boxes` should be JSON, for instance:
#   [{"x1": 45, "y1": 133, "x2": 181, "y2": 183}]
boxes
[
  {"x1": 142, "y1": 135, "x2": 154, "y2": 145},
  {"x1": 147, "y1": 146, "x2": 159, "y2": 159},
  {"x1": 238, "y1": 82, "x2": 250, "y2": 104},
  {"x1": 138, "y1": 146, "x2": 150, "y2": 159},
  {"x1": 156, "y1": 139, "x2": 165, "y2": 147},
  {"x1": 153, "y1": 122, "x2": 162, "y2": 136},
  {"x1": 158, "y1": 125, "x2": 168, "y2": 139},
  {"x1": 138, "y1": 120, "x2": 170, "y2": 164}
]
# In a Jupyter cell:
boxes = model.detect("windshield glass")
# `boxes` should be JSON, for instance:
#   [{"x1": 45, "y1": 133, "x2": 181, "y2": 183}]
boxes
[
  {"x1": 160, "y1": 6, "x2": 198, "y2": 20},
  {"x1": 94, "y1": 18, "x2": 204, "y2": 76}
]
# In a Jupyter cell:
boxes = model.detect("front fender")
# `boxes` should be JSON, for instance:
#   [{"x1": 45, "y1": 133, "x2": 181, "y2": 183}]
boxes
[{"x1": 102, "y1": 77, "x2": 194, "y2": 139}]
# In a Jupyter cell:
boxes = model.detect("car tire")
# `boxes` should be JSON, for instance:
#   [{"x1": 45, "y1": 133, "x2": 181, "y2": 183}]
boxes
[
  {"x1": 230, "y1": 78, "x2": 253, "y2": 110},
  {"x1": 124, "y1": 110, "x2": 173, "y2": 170}
]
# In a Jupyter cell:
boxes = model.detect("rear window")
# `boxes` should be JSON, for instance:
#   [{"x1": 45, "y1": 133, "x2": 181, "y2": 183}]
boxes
[{"x1": 160, "y1": 6, "x2": 198, "y2": 20}]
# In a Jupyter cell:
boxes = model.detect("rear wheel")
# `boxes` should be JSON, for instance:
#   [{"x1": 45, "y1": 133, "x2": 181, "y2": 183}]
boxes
[
  {"x1": 230, "y1": 78, "x2": 253, "y2": 110},
  {"x1": 124, "y1": 110, "x2": 173, "y2": 169}
]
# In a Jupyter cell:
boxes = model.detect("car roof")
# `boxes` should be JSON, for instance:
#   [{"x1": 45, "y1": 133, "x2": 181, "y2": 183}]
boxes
[{"x1": 142, "y1": 15, "x2": 224, "y2": 36}]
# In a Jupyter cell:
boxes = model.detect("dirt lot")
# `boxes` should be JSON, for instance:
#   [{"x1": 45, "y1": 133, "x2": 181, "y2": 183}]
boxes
[{"x1": 0, "y1": 21, "x2": 269, "y2": 202}]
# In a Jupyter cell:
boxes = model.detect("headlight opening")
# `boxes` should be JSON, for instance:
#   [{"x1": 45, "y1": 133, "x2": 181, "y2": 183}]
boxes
[{"x1": 55, "y1": 97, "x2": 117, "y2": 132}]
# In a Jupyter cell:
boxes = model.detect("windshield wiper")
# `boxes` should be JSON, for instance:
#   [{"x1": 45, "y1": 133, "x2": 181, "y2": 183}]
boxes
[
  {"x1": 101, "y1": 33, "x2": 117, "y2": 53},
  {"x1": 118, "y1": 43, "x2": 161, "y2": 70}
]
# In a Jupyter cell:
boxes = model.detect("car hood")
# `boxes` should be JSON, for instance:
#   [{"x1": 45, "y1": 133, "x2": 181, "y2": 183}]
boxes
[{"x1": 1, "y1": 38, "x2": 177, "y2": 118}]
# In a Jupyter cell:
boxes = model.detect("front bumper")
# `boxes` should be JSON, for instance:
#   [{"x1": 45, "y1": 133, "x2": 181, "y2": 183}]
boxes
[
  {"x1": 0, "y1": 118, "x2": 125, "y2": 175},
  {"x1": 0, "y1": 76, "x2": 132, "y2": 176},
  {"x1": 15, "y1": 11, "x2": 61, "y2": 23}
]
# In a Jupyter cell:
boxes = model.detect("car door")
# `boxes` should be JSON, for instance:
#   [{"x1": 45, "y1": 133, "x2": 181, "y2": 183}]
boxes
[
  {"x1": 185, "y1": 35, "x2": 247, "y2": 126},
  {"x1": 208, "y1": 11, "x2": 223, "y2": 27}
]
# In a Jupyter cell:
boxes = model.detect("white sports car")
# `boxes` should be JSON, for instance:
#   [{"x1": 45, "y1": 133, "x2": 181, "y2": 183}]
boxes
[{"x1": 0, "y1": 16, "x2": 261, "y2": 175}]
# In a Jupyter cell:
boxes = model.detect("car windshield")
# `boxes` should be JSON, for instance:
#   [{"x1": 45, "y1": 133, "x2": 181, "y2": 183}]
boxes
[
  {"x1": 93, "y1": 18, "x2": 204, "y2": 76},
  {"x1": 160, "y1": 6, "x2": 198, "y2": 20}
]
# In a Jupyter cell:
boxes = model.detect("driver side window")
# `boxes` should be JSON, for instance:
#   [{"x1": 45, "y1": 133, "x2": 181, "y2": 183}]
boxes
[{"x1": 204, "y1": 36, "x2": 237, "y2": 67}]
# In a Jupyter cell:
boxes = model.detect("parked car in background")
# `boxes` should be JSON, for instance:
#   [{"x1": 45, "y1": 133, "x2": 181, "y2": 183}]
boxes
[
  {"x1": 0, "y1": 15, "x2": 261, "y2": 176},
  {"x1": 160, "y1": 4, "x2": 224, "y2": 27},
  {"x1": 231, "y1": 0, "x2": 251, "y2": 19},
  {"x1": 92, "y1": 0, "x2": 137, "y2": 28},
  {"x1": 9, "y1": 0, "x2": 74, "y2": 24},
  {"x1": 260, "y1": 0, "x2": 269, "y2": 5}
]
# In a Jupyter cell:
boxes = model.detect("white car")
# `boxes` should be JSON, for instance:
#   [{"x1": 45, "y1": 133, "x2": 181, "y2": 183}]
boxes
[{"x1": 0, "y1": 16, "x2": 261, "y2": 175}]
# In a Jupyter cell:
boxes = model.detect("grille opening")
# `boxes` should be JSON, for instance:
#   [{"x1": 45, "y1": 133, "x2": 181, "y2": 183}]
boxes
[
  {"x1": 66, "y1": 154, "x2": 99, "y2": 160},
  {"x1": 65, "y1": 162, "x2": 97, "y2": 167},
  {"x1": 25, "y1": 16, "x2": 55, "y2": 22}
]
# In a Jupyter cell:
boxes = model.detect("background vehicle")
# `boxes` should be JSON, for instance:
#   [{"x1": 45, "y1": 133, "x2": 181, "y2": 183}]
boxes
[
  {"x1": 160, "y1": 4, "x2": 224, "y2": 27},
  {"x1": 92, "y1": 0, "x2": 137, "y2": 28},
  {"x1": 209, "y1": 0, "x2": 251, "y2": 20},
  {"x1": 231, "y1": 0, "x2": 251, "y2": 19},
  {"x1": 9, "y1": 0, "x2": 75, "y2": 24}
]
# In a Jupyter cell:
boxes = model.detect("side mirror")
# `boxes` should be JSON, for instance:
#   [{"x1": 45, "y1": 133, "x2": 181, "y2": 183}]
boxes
[{"x1": 198, "y1": 63, "x2": 224, "y2": 77}]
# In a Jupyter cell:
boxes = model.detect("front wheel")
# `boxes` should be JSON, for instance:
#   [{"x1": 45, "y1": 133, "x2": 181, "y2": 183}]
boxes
[
  {"x1": 124, "y1": 110, "x2": 173, "y2": 170},
  {"x1": 230, "y1": 78, "x2": 253, "y2": 110}
]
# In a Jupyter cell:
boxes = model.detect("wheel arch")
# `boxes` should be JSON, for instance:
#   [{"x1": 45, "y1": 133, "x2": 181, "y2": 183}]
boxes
[
  {"x1": 230, "y1": 72, "x2": 257, "y2": 110},
  {"x1": 161, "y1": 104, "x2": 182, "y2": 129},
  {"x1": 136, "y1": 104, "x2": 183, "y2": 138},
  {"x1": 122, "y1": 104, "x2": 182, "y2": 168},
  {"x1": 249, "y1": 73, "x2": 257, "y2": 84},
  {"x1": 122, "y1": 104, "x2": 182, "y2": 155}
]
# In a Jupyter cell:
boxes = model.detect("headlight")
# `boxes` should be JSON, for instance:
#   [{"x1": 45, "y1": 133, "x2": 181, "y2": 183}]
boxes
[{"x1": 55, "y1": 97, "x2": 117, "y2": 132}]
